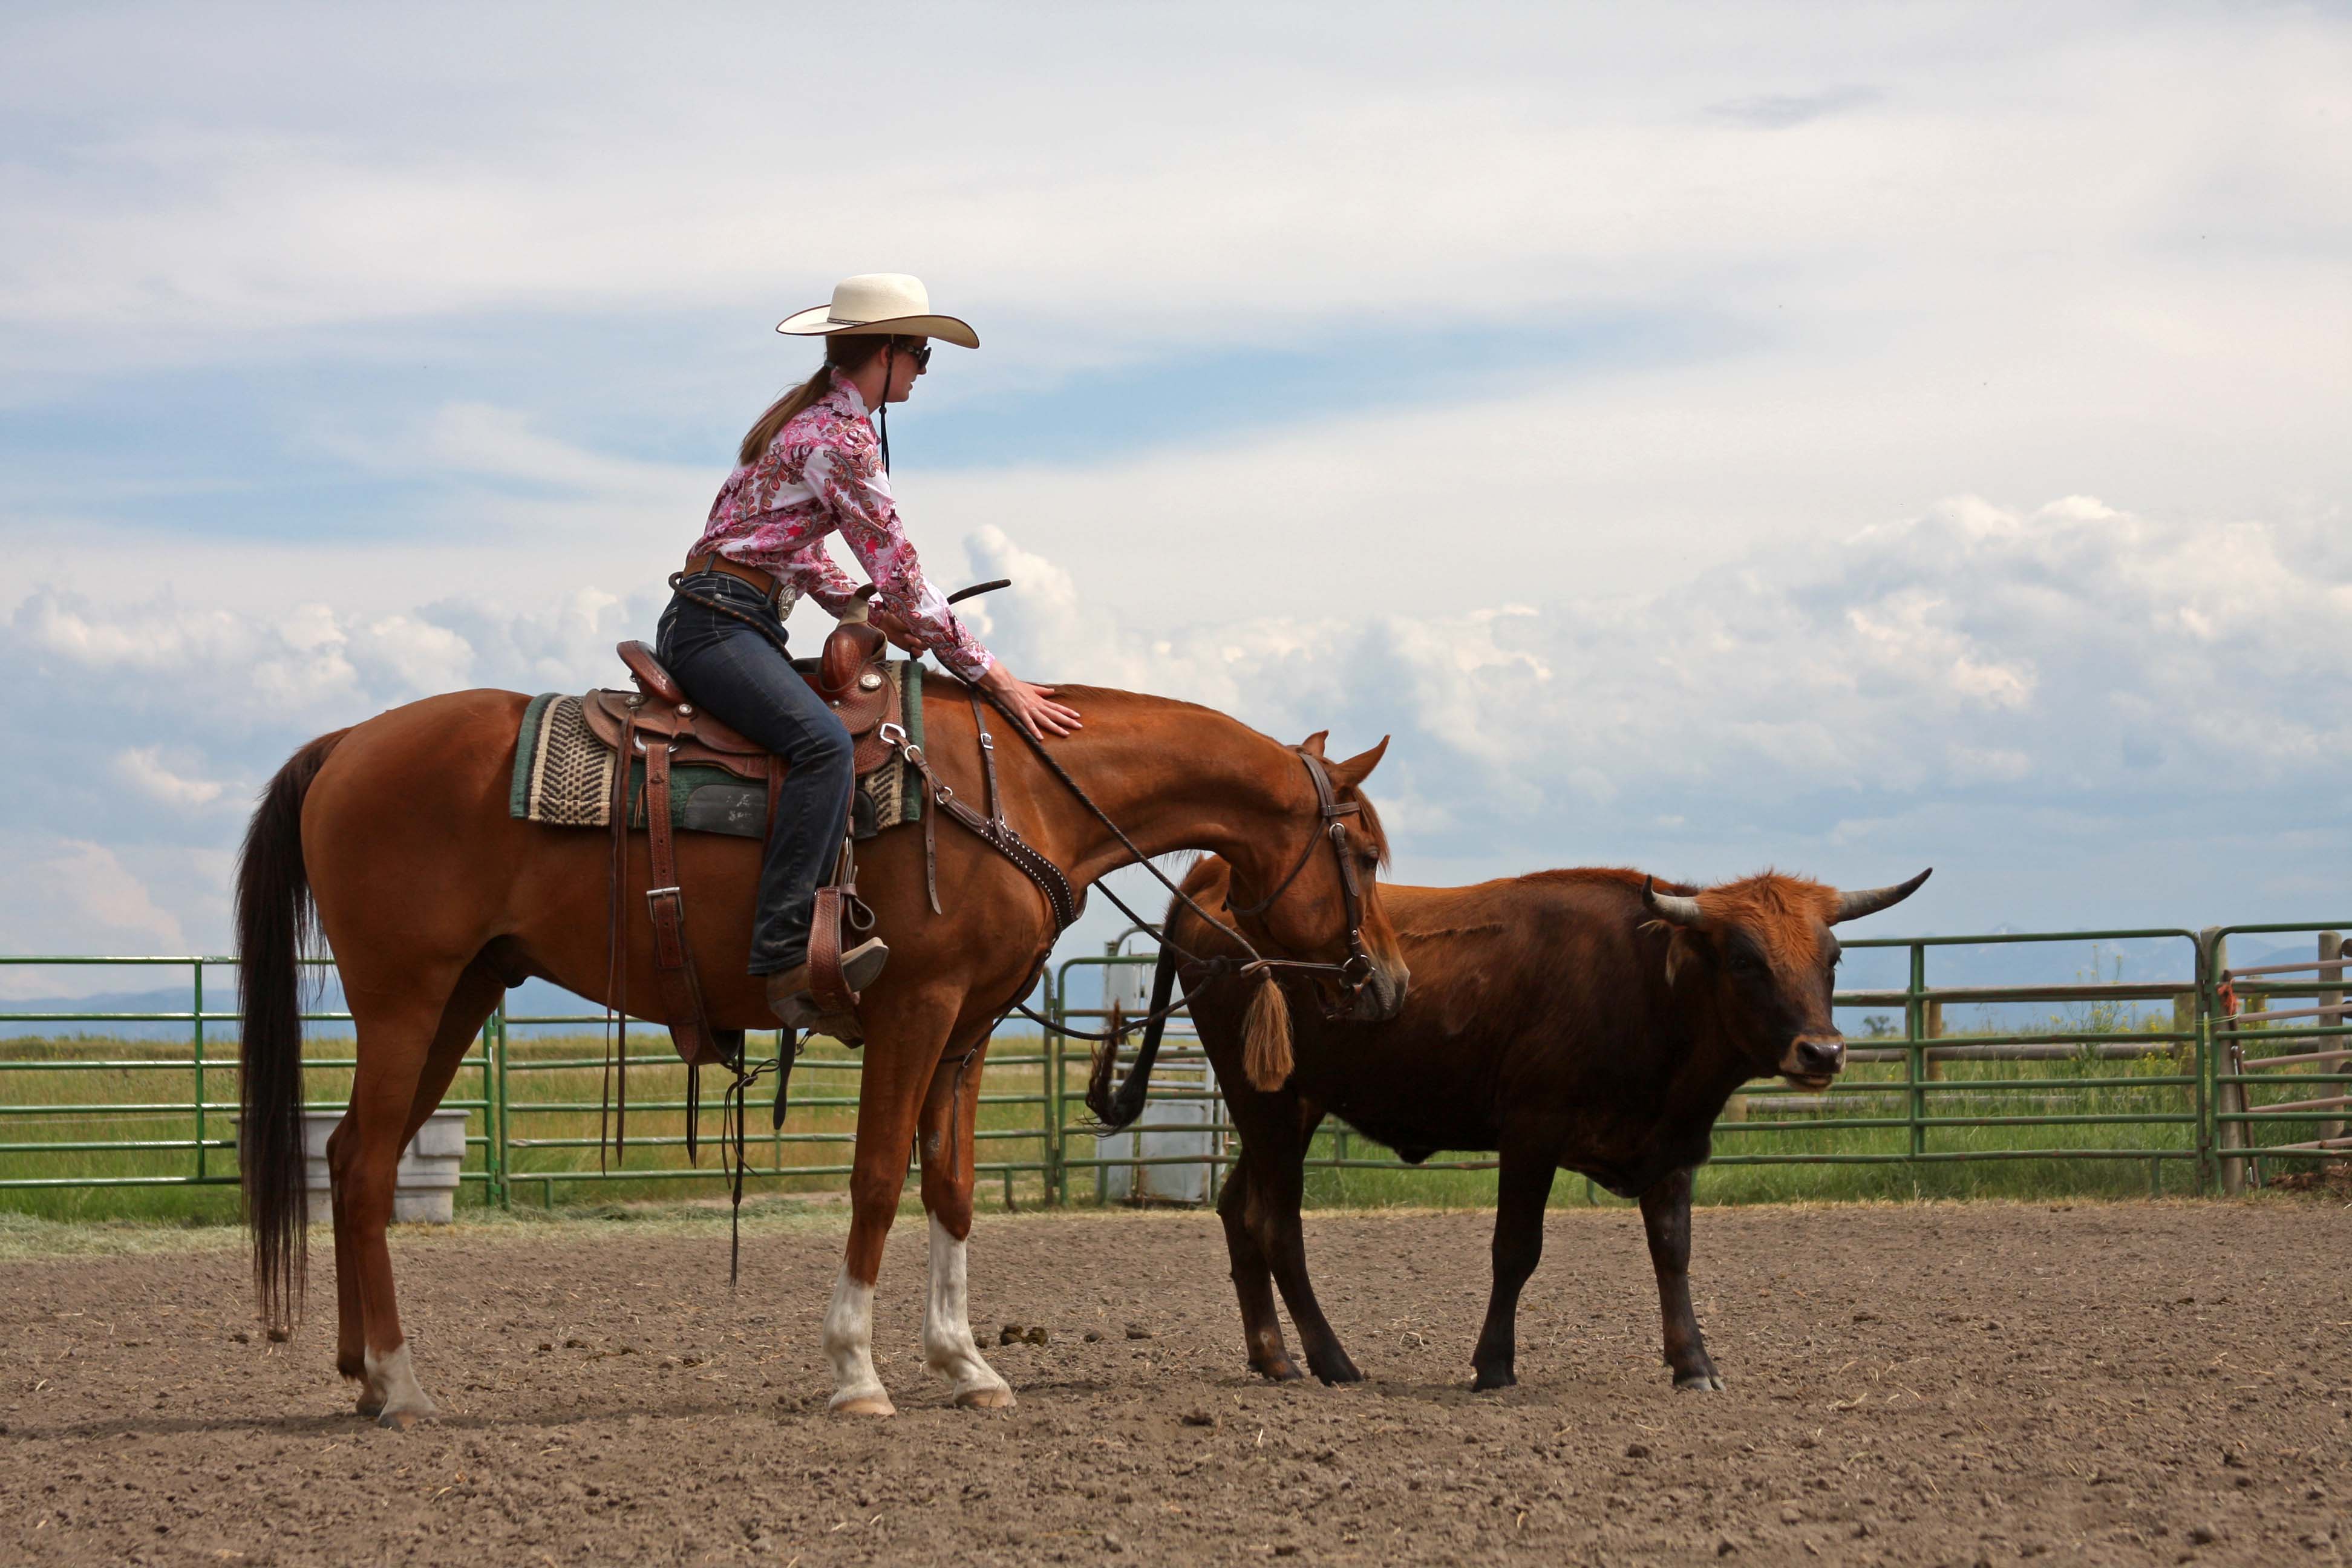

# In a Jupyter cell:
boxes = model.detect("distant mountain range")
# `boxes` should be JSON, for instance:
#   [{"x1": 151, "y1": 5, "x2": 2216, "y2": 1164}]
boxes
[{"x1": 0, "y1": 975, "x2": 606, "y2": 1044}]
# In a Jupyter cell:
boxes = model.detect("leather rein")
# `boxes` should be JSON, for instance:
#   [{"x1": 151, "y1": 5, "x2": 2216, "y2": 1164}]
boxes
[{"x1": 879, "y1": 692, "x2": 1380, "y2": 1042}]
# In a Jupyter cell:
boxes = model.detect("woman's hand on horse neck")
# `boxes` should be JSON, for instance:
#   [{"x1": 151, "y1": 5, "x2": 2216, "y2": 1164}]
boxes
[{"x1": 979, "y1": 662, "x2": 1082, "y2": 739}]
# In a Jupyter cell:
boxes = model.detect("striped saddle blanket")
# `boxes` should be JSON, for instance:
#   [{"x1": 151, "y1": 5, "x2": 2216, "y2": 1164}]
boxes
[{"x1": 508, "y1": 661, "x2": 924, "y2": 843}]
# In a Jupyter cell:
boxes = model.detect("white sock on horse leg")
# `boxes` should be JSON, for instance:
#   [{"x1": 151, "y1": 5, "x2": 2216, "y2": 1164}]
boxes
[
  {"x1": 362, "y1": 1341, "x2": 435, "y2": 1424},
  {"x1": 823, "y1": 1268, "x2": 892, "y2": 1414},
  {"x1": 921, "y1": 1214, "x2": 1011, "y2": 1403}
]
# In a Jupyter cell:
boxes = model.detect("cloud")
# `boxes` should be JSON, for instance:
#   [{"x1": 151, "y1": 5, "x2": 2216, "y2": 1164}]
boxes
[
  {"x1": 7, "y1": 838, "x2": 185, "y2": 952},
  {"x1": 2, "y1": 3, "x2": 2344, "y2": 387},
  {"x1": 964, "y1": 495, "x2": 2351, "y2": 847},
  {"x1": 2, "y1": 489, "x2": 2342, "y2": 952},
  {"x1": 0, "y1": 4, "x2": 2346, "y2": 950},
  {"x1": 114, "y1": 746, "x2": 227, "y2": 809},
  {"x1": 1707, "y1": 85, "x2": 1882, "y2": 129}
]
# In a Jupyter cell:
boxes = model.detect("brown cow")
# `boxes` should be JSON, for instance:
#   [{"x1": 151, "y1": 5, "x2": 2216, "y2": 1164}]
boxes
[{"x1": 1089, "y1": 861, "x2": 1928, "y2": 1391}]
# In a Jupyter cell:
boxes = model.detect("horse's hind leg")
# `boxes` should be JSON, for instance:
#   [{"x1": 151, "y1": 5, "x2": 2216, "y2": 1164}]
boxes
[
  {"x1": 915, "y1": 1039, "x2": 1013, "y2": 1409},
  {"x1": 330, "y1": 958, "x2": 504, "y2": 1417},
  {"x1": 327, "y1": 1113, "x2": 368, "y2": 1399},
  {"x1": 336, "y1": 961, "x2": 483, "y2": 1428}
]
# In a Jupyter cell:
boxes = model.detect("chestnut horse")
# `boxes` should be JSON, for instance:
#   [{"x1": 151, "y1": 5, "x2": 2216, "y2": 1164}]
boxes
[{"x1": 236, "y1": 681, "x2": 1405, "y2": 1425}]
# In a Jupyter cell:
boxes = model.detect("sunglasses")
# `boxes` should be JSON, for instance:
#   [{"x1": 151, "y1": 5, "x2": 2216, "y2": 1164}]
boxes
[{"x1": 893, "y1": 339, "x2": 932, "y2": 371}]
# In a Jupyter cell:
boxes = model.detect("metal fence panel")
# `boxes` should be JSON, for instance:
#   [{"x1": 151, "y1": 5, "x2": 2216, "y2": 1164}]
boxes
[{"x1": 3, "y1": 920, "x2": 2348, "y2": 1213}]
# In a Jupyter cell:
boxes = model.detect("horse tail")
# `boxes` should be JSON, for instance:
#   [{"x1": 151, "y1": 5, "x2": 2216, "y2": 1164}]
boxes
[
  {"x1": 237, "y1": 728, "x2": 346, "y2": 1336},
  {"x1": 1083, "y1": 937, "x2": 1184, "y2": 1134}
]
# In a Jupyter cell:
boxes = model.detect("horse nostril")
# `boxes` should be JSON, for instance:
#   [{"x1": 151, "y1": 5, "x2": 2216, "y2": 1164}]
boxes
[{"x1": 1354, "y1": 964, "x2": 1408, "y2": 1021}]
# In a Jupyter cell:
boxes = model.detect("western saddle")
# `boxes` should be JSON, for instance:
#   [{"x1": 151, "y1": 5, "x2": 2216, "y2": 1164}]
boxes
[{"x1": 595, "y1": 591, "x2": 901, "y2": 1073}]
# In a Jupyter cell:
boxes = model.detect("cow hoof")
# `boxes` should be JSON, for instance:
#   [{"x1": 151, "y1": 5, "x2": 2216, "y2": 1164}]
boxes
[
  {"x1": 829, "y1": 1392, "x2": 897, "y2": 1419},
  {"x1": 1674, "y1": 1371, "x2": 1726, "y2": 1392},
  {"x1": 955, "y1": 1385, "x2": 1016, "y2": 1410}
]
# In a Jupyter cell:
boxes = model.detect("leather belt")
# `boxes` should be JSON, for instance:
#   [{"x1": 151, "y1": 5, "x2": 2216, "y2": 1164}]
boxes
[{"x1": 682, "y1": 551, "x2": 782, "y2": 601}]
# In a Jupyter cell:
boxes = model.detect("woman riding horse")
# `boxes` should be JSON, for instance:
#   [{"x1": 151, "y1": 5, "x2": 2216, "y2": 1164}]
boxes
[
  {"x1": 664, "y1": 273, "x2": 1080, "y2": 1036},
  {"x1": 234, "y1": 275, "x2": 1410, "y2": 1426}
]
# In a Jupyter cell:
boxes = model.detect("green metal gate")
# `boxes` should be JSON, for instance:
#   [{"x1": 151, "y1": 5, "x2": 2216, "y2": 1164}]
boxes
[{"x1": 2, "y1": 918, "x2": 2347, "y2": 1215}]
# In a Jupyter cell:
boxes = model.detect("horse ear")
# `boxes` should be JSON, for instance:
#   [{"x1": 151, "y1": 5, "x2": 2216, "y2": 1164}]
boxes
[
  {"x1": 1298, "y1": 731, "x2": 1330, "y2": 757},
  {"x1": 1328, "y1": 736, "x2": 1390, "y2": 789}
]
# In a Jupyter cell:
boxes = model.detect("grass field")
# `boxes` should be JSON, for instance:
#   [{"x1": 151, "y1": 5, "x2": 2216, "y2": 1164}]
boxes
[{"x1": 1, "y1": 1005, "x2": 2342, "y2": 1223}]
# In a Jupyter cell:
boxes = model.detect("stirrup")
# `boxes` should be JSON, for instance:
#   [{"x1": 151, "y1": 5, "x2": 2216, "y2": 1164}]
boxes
[{"x1": 765, "y1": 939, "x2": 888, "y2": 1042}]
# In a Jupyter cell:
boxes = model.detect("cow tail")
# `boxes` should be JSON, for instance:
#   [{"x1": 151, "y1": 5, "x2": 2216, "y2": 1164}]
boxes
[
  {"x1": 237, "y1": 729, "x2": 345, "y2": 1337},
  {"x1": 1083, "y1": 939, "x2": 1183, "y2": 1134}
]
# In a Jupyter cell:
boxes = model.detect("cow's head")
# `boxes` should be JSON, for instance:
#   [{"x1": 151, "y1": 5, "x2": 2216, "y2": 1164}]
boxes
[{"x1": 1641, "y1": 869, "x2": 1931, "y2": 1089}]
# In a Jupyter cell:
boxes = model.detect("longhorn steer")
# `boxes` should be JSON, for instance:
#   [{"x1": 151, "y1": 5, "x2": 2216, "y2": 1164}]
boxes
[{"x1": 1090, "y1": 863, "x2": 1929, "y2": 1391}]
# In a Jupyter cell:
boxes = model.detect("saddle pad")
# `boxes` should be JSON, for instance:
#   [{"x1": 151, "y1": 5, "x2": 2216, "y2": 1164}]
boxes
[{"x1": 508, "y1": 661, "x2": 923, "y2": 843}]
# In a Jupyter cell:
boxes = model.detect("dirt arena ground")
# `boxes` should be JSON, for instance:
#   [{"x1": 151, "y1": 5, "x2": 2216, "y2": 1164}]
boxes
[{"x1": 4, "y1": 1200, "x2": 2348, "y2": 1566}]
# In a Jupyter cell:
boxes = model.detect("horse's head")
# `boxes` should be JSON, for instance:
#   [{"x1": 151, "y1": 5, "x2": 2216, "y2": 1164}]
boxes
[{"x1": 1225, "y1": 731, "x2": 1410, "y2": 1041}]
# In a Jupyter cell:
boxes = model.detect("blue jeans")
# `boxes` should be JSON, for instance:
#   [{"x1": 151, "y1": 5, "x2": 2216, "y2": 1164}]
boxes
[{"x1": 655, "y1": 572, "x2": 855, "y2": 976}]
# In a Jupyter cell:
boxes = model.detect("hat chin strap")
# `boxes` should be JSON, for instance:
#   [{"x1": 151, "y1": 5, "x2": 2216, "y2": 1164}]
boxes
[{"x1": 875, "y1": 342, "x2": 892, "y2": 473}]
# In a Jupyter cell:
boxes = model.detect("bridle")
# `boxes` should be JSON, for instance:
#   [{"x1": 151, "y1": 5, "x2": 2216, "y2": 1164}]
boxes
[
  {"x1": 879, "y1": 701, "x2": 1385, "y2": 1042},
  {"x1": 1223, "y1": 748, "x2": 1380, "y2": 1019}
]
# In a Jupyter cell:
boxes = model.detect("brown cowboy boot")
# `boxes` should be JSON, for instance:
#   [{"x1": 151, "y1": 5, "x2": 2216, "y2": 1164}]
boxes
[{"x1": 764, "y1": 938, "x2": 890, "y2": 1043}]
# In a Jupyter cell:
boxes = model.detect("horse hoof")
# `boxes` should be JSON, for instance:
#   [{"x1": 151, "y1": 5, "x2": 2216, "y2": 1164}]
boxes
[
  {"x1": 955, "y1": 1385, "x2": 1016, "y2": 1410},
  {"x1": 354, "y1": 1398, "x2": 384, "y2": 1419},
  {"x1": 828, "y1": 1392, "x2": 897, "y2": 1419},
  {"x1": 375, "y1": 1406, "x2": 434, "y2": 1431},
  {"x1": 1674, "y1": 1372, "x2": 1726, "y2": 1392},
  {"x1": 1471, "y1": 1370, "x2": 1516, "y2": 1393}
]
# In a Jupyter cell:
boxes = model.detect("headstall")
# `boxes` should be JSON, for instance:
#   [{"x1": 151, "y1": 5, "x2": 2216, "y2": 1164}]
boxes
[{"x1": 877, "y1": 699, "x2": 1382, "y2": 1041}]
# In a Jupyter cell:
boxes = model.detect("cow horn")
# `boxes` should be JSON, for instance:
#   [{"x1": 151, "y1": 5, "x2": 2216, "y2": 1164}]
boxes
[
  {"x1": 1831, "y1": 868, "x2": 1933, "y2": 925},
  {"x1": 1641, "y1": 877, "x2": 1708, "y2": 928}
]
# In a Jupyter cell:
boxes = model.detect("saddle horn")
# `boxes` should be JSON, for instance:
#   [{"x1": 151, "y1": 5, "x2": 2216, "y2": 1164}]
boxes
[{"x1": 946, "y1": 578, "x2": 1012, "y2": 606}]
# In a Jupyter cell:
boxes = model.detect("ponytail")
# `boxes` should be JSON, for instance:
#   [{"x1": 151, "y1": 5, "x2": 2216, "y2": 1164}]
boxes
[{"x1": 736, "y1": 334, "x2": 910, "y2": 466}]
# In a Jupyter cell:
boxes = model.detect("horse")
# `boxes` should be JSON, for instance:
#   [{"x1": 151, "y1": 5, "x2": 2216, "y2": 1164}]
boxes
[
  {"x1": 235, "y1": 684, "x2": 1407, "y2": 1425},
  {"x1": 1090, "y1": 857, "x2": 1926, "y2": 1392}
]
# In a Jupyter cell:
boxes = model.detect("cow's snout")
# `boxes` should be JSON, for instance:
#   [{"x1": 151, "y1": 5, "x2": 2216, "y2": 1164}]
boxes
[{"x1": 1781, "y1": 1034, "x2": 1844, "y2": 1082}]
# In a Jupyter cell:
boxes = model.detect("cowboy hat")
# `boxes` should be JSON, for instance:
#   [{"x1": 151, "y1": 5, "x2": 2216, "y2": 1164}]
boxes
[{"x1": 776, "y1": 273, "x2": 979, "y2": 348}]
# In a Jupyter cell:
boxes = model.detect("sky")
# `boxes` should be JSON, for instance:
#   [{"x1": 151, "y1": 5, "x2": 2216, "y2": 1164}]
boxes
[{"x1": 2, "y1": 1, "x2": 2348, "y2": 997}]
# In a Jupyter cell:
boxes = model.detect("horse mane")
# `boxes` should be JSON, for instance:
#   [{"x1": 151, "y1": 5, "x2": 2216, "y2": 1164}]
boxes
[
  {"x1": 1345, "y1": 786, "x2": 1391, "y2": 870},
  {"x1": 933, "y1": 675, "x2": 1391, "y2": 864}
]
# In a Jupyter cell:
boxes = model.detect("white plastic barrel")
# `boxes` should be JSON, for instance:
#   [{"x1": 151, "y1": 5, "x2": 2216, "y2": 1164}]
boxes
[{"x1": 300, "y1": 1107, "x2": 469, "y2": 1224}]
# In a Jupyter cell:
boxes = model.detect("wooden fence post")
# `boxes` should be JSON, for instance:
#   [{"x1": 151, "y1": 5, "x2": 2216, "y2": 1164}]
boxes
[{"x1": 1923, "y1": 999, "x2": 1945, "y2": 1080}]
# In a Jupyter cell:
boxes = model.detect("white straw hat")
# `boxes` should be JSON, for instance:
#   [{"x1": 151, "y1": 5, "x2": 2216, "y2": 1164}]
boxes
[{"x1": 776, "y1": 273, "x2": 979, "y2": 349}]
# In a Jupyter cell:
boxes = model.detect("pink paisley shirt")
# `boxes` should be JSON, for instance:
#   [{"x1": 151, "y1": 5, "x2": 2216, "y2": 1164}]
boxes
[{"x1": 691, "y1": 371, "x2": 993, "y2": 682}]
